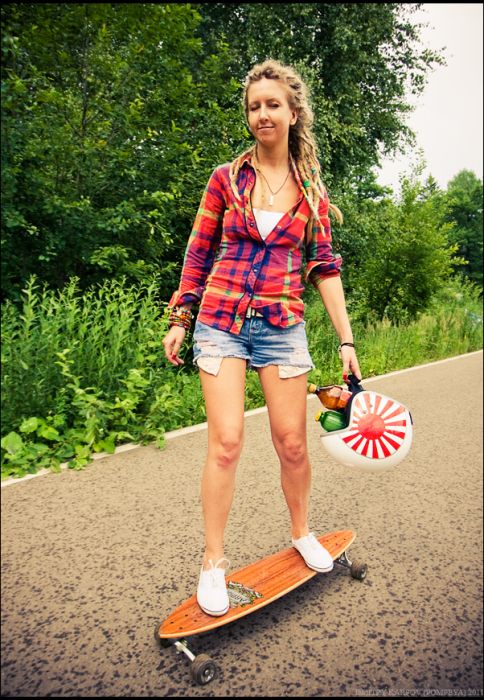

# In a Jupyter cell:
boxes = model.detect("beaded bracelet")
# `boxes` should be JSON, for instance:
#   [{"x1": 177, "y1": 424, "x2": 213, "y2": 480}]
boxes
[{"x1": 168, "y1": 305, "x2": 193, "y2": 331}]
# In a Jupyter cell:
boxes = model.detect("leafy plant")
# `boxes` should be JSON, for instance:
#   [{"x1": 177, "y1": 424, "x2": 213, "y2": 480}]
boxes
[{"x1": 4, "y1": 271, "x2": 481, "y2": 480}]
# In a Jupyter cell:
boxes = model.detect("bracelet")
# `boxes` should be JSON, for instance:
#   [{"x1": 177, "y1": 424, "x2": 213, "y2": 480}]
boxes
[
  {"x1": 338, "y1": 342, "x2": 355, "y2": 350},
  {"x1": 168, "y1": 305, "x2": 193, "y2": 331}
]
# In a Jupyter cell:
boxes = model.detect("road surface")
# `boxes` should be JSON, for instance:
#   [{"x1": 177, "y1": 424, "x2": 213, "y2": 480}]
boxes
[{"x1": 1, "y1": 351, "x2": 482, "y2": 697}]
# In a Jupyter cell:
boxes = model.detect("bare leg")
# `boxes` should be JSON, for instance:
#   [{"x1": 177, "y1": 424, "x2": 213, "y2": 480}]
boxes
[
  {"x1": 257, "y1": 366, "x2": 311, "y2": 539},
  {"x1": 199, "y1": 358, "x2": 246, "y2": 569}
]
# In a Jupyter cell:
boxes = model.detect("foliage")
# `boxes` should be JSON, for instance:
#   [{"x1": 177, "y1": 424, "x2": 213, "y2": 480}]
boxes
[
  {"x1": 305, "y1": 273, "x2": 482, "y2": 382},
  {"x1": 0, "y1": 275, "x2": 208, "y2": 478},
  {"x1": 2, "y1": 274, "x2": 481, "y2": 480},
  {"x1": 1, "y1": 3, "x2": 245, "y2": 301},
  {"x1": 442, "y1": 170, "x2": 483, "y2": 287},
  {"x1": 1, "y1": 3, "x2": 444, "y2": 302},
  {"x1": 196, "y1": 3, "x2": 444, "y2": 186},
  {"x1": 330, "y1": 170, "x2": 465, "y2": 323}
]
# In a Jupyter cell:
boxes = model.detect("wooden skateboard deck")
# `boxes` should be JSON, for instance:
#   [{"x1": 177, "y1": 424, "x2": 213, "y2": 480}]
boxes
[
  {"x1": 155, "y1": 530, "x2": 367, "y2": 684},
  {"x1": 159, "y1": 530, "x2": 356, "y2": 639}
]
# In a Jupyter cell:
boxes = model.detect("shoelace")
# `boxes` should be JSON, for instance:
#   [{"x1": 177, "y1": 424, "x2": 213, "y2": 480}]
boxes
[{"x1": 204, "y1": 557, "x2": 231, "y2": 587}]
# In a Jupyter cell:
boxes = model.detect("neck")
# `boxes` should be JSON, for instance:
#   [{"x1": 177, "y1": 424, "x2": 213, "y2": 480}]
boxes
[{"x1": 255, "y1": 143, "x2": 290, "y2": 170}]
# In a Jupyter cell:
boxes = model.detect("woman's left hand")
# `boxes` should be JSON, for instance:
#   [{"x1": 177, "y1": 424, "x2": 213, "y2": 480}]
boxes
[{"x1": 340, "y1": 345, "x2": 361, "y2": 383}]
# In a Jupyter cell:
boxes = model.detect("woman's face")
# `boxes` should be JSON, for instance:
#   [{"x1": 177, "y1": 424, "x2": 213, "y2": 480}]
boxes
[{"x1": 246, "y1": 78, "x2": 298, "y2": 148}]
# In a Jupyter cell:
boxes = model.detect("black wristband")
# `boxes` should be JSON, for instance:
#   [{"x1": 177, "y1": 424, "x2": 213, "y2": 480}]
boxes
[{"x1": 338, "y1": 342, "x2": 355, "y2": 350}]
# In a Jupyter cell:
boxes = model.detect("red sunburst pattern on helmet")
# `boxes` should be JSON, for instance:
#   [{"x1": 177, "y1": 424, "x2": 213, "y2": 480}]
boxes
[{"x1": 341, "y1": 392, "x2": 408, "y2": 459}]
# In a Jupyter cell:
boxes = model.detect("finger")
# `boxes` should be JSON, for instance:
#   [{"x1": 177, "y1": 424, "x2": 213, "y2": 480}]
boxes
[
  {"x1": 163, "y1": 327, "x2": 186, "y2": 365},
  {"x1": 340, "y1": 347, "x2": 356, "y2": 383},
  {"x1": 163, "y1": 338, "x2": 175, "y2": 361},
  {"x1": 170, "y1": 339, "x2": 186, "y2": 365},
  {"x1": 164, "y1": 339, "x2": 179, "y2": 365},
  {"x1": 171, "y1": 338, "x2": 182, "y2": 357},
  {"x1": 342, "y1": 360, "x2": 350, "y2": 382},
  {"x1": 168, "y1": 347, "x2": 183, "y2": 365},
  {"x1": 350, "y1": 357, "x2": 362, "y2": 380}
]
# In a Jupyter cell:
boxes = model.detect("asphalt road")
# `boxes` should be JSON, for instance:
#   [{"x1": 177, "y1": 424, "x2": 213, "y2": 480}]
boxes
[{"x1": 1, "y1": 351, "x2": 483, "y2": 697}]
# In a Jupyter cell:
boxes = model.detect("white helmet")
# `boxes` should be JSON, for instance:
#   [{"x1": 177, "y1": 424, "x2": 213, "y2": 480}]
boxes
[{"x1": 319, "y1": 376, "x2": 413, "y2": 472}]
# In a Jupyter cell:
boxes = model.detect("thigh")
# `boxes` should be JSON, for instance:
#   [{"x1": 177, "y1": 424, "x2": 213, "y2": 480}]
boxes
[
  {"x1": 251, "y1": 318, "x2": 314, "y2": 376},
  {"x1": 257, "y1": 365, "x2": 308, "y2": 441},
  {"x1": 193, "y1": 319, "x2": 250, "y2": 376},
  {"x1": 200, "y1": 358, "x2": 247, "y2": 443}
]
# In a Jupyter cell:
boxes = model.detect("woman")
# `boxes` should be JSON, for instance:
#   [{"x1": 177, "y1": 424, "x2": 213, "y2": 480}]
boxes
[{"x1": 162, "y1": 59, "x2": 361, "y2": 617}]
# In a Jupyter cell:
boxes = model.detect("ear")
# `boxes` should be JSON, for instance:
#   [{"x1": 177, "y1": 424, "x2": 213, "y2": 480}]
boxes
[{"x1": 290, "y1": 109, "x2": 299, "y2": 126}]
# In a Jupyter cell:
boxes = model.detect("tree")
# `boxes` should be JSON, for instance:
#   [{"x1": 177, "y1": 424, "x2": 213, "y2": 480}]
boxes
[
  {"x1": 195, "y1": 3, "x2": 444, "y2": 187},
  {"x1": 1, "y1": 3, "x2": 245, "y2": 300},
  {"x1": 443, "y1": 171, "x2": 483, "y2": 287},
  {"x1": 342, "y1": 175, "x2": 461, "y2": 323},
  {"x1": 1, "y1": 3, "x2": 445, "y2": 303}
]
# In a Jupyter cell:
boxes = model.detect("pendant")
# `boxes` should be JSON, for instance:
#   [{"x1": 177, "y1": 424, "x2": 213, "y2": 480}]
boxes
[{"x1": 269, "y1": 194, "x2": 274, "y2": 206}]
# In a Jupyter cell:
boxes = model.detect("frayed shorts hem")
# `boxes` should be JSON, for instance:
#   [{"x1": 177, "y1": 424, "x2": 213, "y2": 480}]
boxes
[
  {"x1": 195, "y1": 355, "x2": 313, "y2": 379},
  {"x1": 192, "y1": 317, "x2": 314, "y2": 379}
]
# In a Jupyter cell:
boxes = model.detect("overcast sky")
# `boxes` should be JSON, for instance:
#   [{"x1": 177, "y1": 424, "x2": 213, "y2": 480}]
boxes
[{"x1": 376, "y1": 3, "x2": 483, "y2": 191}]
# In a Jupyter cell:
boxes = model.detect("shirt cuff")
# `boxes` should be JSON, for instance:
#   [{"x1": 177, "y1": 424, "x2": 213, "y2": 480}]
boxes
[
  {"x1": 305, "y1": 255, "x2": 342, "y2": 285},
  {"x1": 168, "y1": 288, "x2": 203, "y2": 308}
]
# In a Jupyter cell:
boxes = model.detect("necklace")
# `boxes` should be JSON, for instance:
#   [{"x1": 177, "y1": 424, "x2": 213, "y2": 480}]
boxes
[{"x1": 253, "y1": 152, "x2": 291, "y2": 207}]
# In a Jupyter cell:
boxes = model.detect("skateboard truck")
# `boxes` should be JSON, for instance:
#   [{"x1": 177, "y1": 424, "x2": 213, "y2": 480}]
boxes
[
  {"x1": 334, "y1": 549, "x2": 368, "y2": 580},
  {"x1": 155, "y1": 631, "x2": 217, "y2": 685}
]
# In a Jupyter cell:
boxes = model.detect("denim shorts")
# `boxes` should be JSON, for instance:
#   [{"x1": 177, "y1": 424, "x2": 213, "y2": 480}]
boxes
[{"x1": 192, "y1": 316, "x2": 314, "y2": 378}]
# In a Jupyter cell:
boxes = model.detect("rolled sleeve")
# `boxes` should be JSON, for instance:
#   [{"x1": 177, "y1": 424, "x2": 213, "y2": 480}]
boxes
[
  {"x1": 305, "y1": 191, "x2": 342, "y2": 286},
  {"x1": 168, "y1": 167, "x2": 225, "y2": 308}
]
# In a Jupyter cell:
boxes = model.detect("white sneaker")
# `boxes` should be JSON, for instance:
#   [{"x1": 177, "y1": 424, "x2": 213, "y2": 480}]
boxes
[
  {"x1": 292, "y1": 533, "x2": 334, "y2": 573},
  {"x1": 196, "y1": 558, "x2": 230, "y2": 616}
]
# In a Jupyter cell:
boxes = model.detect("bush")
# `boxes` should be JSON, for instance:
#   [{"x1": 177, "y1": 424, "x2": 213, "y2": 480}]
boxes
[
  {"x1": 335, "y1": 177, "x2": 463, "y2": 324},
  {"x1": 1, "y1": 275, "x2": 482, "y2": 480},
  {"x1": 1, "y1": 276, "x2": 199, "y2": 477}
]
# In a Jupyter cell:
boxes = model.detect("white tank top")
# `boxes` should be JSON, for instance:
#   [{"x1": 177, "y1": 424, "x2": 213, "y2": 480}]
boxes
[{"x1": 253, "y1": 208, "x2": 285, "y2": 239}]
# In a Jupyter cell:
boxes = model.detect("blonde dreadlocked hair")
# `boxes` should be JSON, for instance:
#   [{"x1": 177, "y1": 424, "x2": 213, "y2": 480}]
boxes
[{"x1": 229, "y1": 59, "x2": 343, "y2": 240}]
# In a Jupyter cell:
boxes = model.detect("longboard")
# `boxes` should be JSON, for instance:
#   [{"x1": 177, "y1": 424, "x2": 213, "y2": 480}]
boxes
[{"x1": 154, "y1": 530, "x2": 367, "y2": 685}]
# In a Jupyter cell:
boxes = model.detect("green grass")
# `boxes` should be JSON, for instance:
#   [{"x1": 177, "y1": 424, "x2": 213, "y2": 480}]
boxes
[
  {"x1": 305, "y1": 277, "x2": 482, "y2": 385},
  {"x1": 1, "y1": 275, "x2": 482, "y2": 480}
]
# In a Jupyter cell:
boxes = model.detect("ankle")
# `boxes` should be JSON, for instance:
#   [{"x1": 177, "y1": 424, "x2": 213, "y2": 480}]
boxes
[
  {"x1": 291, "y1": 527, "x2": 310, "y2": 540},
  {"x1": 203, "y1": 550, "x2": 225, "y2": 570}
]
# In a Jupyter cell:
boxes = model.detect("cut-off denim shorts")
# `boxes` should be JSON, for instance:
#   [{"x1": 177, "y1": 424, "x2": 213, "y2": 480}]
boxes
[{"x1": 192, "y1": 316, "x2": 315, "y2": 378}]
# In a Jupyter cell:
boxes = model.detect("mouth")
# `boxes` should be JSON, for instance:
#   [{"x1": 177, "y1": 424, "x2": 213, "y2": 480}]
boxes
[{"x1": 258, "y1": 125, "x2": 274, "y2": 131}]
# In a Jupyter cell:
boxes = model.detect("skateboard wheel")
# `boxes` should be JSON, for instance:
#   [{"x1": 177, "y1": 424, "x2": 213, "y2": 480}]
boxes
[
  {"x1": 350, "y1": 562, "x2": 368, "y2": 580},
  {"x1": 190, "y1": 654, "x2": 216, "y2": 685}
]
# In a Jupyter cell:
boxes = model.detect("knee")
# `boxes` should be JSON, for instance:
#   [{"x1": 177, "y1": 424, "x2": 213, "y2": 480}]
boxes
[
  {"x1": 275, "y1": 432, "x2": 307, "y2": 466},
  {"x1": 210, "y1": 431, "x2": 243, "y2": 469}
]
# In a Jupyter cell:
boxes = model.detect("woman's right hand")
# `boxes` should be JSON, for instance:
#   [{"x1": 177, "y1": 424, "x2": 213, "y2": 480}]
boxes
[{"x1": 162, "y1": 325, "x2": 186, "y2": 366}]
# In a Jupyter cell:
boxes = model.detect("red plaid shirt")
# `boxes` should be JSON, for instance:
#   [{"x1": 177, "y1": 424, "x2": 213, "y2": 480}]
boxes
[{"x1": 169, "y1": 152, "x2": 342, "y2": 334}]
